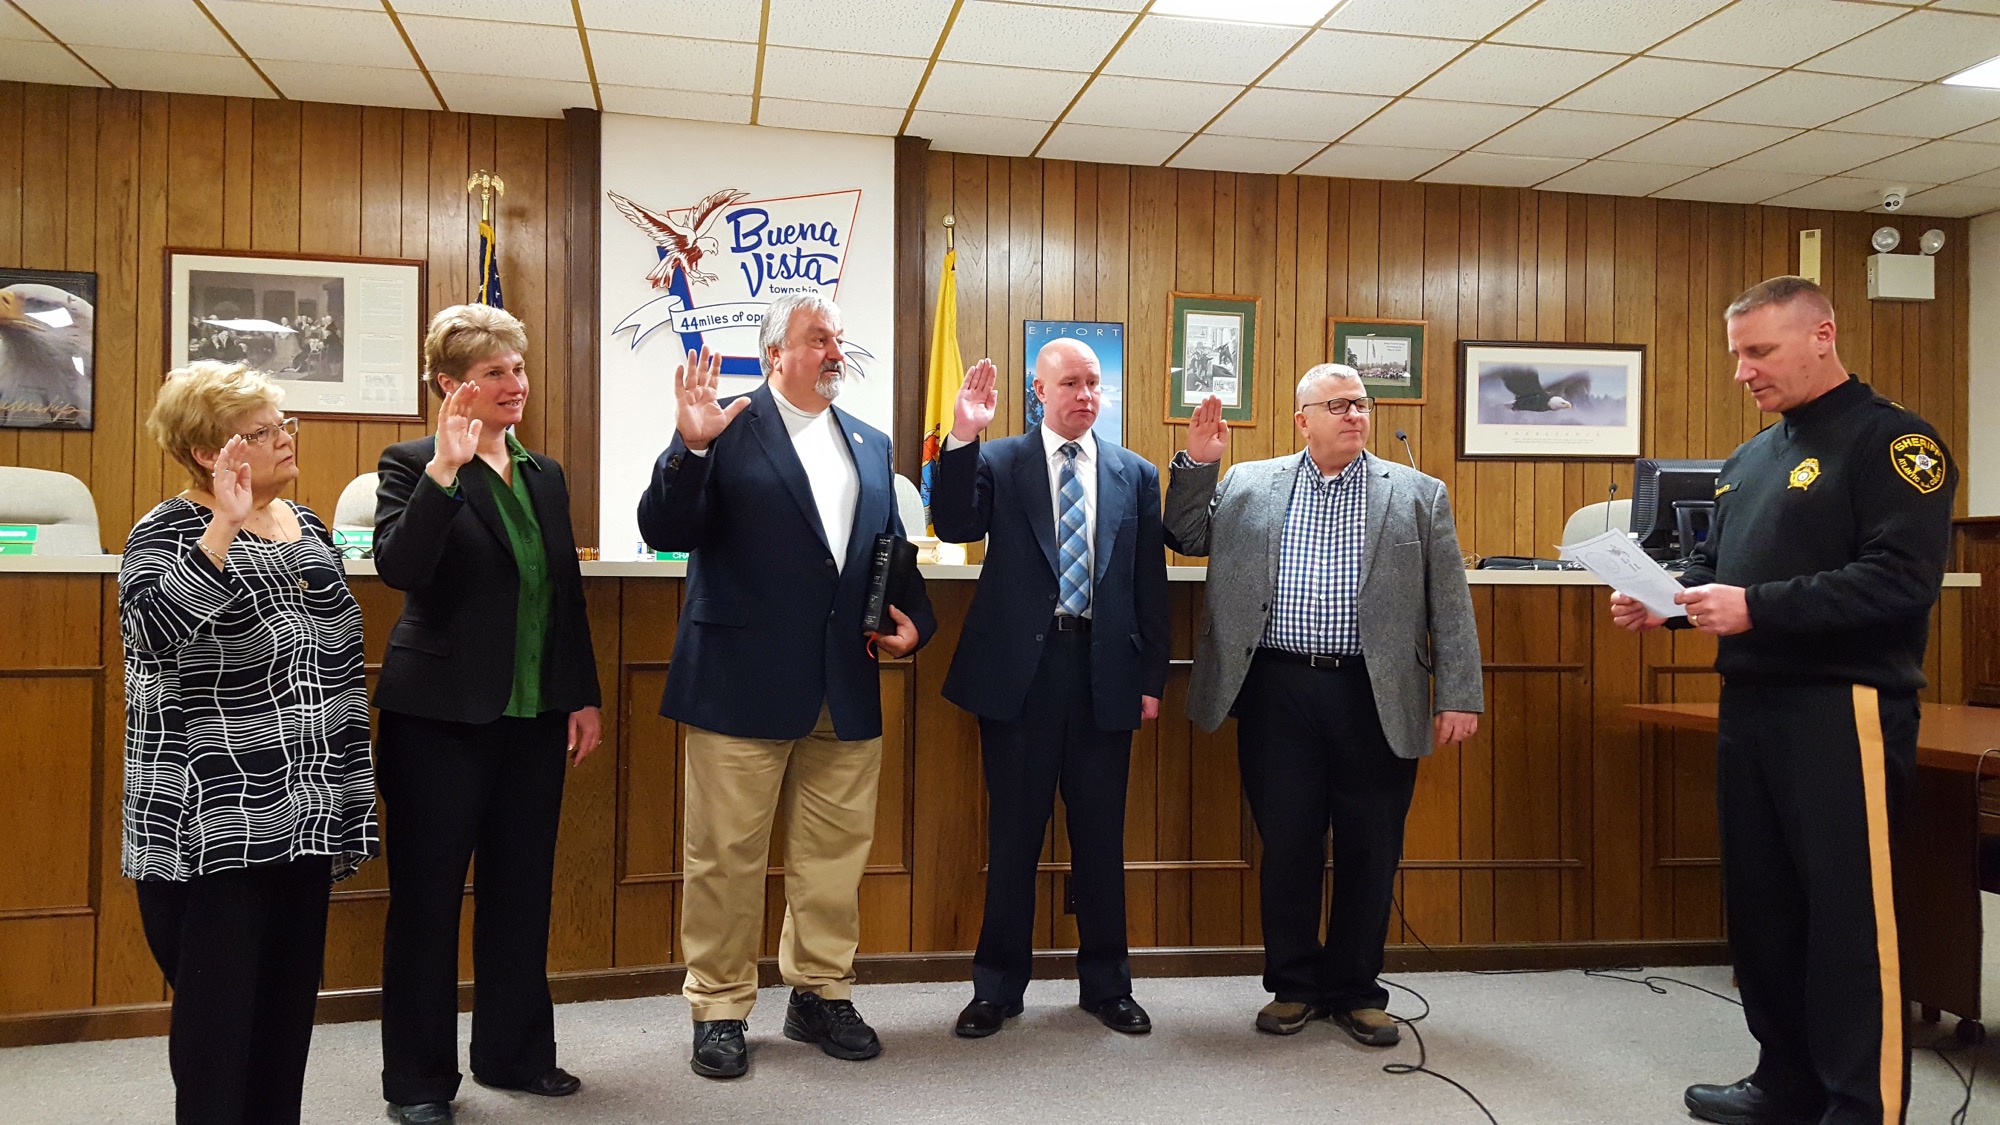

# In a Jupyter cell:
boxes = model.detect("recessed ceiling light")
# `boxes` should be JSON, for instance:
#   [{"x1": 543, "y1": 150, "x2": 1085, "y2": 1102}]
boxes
[
  {"x1": 1148, "y1": 0, "x2": 1343, "y2": 27},
  {"x1": 1943, "y1": 54, "x2": 2000, "y2": 89}
]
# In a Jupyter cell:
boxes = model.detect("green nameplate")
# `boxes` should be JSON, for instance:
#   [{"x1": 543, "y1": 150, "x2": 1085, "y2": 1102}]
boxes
[
  {"x1": 654, "y1": 551, "x2": 689, "y2": 562},
  {"x1": 0, "y1": 524, "x2": 37, "y2": 555}
]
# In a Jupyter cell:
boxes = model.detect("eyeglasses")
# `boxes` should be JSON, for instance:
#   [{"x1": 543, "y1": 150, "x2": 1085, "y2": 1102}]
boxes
[
  {"x1": 239, "y1": 417, "x2": 300, "y2": 446},
  {"x1": 1305, "y1": 397, "x2": 1375, "y2": 416}
]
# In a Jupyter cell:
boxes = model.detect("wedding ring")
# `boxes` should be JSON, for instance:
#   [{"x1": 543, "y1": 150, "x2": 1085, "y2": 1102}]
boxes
[{"x1": 1689, "y1": 613, "x2": 1700, "y2": 627}]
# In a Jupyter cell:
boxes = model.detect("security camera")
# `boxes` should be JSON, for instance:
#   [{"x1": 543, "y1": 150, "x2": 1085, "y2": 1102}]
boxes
[{"x1": 1882, "y1": 188, "x2": 1906, "y2": 212}]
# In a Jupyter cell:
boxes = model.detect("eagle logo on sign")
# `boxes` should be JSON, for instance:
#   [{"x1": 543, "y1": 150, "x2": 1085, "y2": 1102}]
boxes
[
  {"x1": 1890, "y1": 433, "x2": 1946, "y2": 494},
  {"x1": 1787, "y1": 458, "x2": 1820, "y2": 490}
]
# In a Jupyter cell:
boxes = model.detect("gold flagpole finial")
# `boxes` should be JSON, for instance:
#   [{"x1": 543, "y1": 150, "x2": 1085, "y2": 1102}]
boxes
[
  {"x1": 466, "y1": 169, "x2": 506, "y2": 223},
  {"x1": 942, "y1": 213, "x2": 955, "y2": 251}
]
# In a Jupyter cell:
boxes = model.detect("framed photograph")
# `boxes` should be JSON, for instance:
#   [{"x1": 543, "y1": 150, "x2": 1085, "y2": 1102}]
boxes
[
  {"x1": 0, "y1": 267, "x2": 95, "y2": 430},
  {"x1": 1330, "y1": 316, "x2": 1425, "y2": 404},
  {"x1": 167, "y1": 249, "x2": 427, "y2": 420},
  {"x1": 1459, "y1": 340, "x2": 1644, "y2": 460},
  {"x1": 1167, "y1": 292, "x2": 1258, "y2": 426},
  {"x1": 1024, "y1": 319, "x2": 1124, "y2": 445}
]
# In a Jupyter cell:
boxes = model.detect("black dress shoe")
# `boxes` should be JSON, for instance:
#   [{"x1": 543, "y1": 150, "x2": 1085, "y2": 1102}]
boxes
[
  {"x1": 385, "y1": 1103, "x2": 453, "y2": 1124},
  {"x1": 954, "y1": 998, "x2": 1022, "y2": 1038},
  {"x1": 478, "y1": 1066, "x2": 581, "y2": 1097},
  {"x1": 784, "y1": 989, "x2": 883, "y2": 1060},
  {"x1": 1084, "y1": 995, "x2": 1152, "y2": 1035},
  {"x1": 1684, "y1": 1079, "x2": 1823, "y2": 1125},
  {"x1": 691, "y1": 1019, "x2": 749, "y2": 1078}
]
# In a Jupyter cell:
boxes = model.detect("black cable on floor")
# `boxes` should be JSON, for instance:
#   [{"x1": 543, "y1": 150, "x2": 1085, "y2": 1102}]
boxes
[
  {"x1": 1378, "y1": 897, "x2": 1500, "y2": 1122},
  {"x1": 1931, "y1": 1041, "x2": 1977, "y2": 1125}
]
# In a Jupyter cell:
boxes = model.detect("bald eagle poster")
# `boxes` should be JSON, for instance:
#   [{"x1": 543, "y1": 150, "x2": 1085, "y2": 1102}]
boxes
[
  {"x1": 0, "y1": 268, "x2": 94, "y2": 430},
  {"x1": 1458, "y1": 341, "x2": 1644, "y2": 460}
]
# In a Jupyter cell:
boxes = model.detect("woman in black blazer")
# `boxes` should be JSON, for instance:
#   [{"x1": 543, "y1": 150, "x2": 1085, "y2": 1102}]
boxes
[{"x1": 372, "y1": 304, "x2": 601, "y2": 1125}]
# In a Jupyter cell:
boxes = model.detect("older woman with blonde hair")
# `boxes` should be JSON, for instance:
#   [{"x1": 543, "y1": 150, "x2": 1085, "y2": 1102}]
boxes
[
  {"x1": 120, "y1": 360, "x2": 378, "y2": 1124},
  {"x1": 373, "y1": 303, "x2": 601, "y2": 1125}
]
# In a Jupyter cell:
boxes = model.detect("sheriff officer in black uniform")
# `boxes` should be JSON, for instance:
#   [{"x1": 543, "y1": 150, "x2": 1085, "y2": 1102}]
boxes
[{"x1": 1611, "y1": 275, "x2": 1955, "y2": 1125}]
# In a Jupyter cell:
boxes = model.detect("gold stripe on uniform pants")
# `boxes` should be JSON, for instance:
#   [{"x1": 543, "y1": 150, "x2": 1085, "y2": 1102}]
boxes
[{"x1": 1850, "y1": 684, "x2": 1905, "y2": 1122}]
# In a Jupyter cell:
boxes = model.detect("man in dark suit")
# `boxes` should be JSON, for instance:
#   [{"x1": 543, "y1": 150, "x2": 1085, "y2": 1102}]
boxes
[
  {"x1": 637, "y1": 293, "x2": 934, "y2": 1081},
  {"x1": 931, "y1": 339, "x2": 1169, "y2": 1039}
]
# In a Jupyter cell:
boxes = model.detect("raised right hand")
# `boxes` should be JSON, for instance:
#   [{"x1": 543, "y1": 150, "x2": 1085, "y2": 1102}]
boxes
[
  {"x1": 427, "y1": 380, "x2": 482, "y2": 486},
  {"x1": 209, "y1": 435, "x2": 254, "y2": 528},
  {"x1": 951, "y1": 358, "x2": 997, "y2": 442},
  {"x1": 1609, "y1": 592, "x2": 1665, "y2": 632},
  {"x1": 675, "y1": 346, "x2": 748, "y2": 450},
  {"x1": 1186, "y1": 394, "x2": 1227, "y2": 464}
]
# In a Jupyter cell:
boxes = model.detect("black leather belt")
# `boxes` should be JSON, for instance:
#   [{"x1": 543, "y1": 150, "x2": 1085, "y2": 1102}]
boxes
[
  {"x1": 1052, "y1": 614, "x2": 1091, "y2": 632},
  {"x1": 1257, "y1": 648, "x2": 1363, "y2": 670}
]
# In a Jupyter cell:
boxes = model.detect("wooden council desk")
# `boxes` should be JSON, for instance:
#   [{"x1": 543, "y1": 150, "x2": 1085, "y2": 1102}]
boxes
[{"x1": 1627, "y1": 700, "x2": 2000, "y2": 1042}]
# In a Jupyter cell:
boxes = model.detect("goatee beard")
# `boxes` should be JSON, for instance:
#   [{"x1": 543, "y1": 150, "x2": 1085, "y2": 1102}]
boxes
[{"x1": 815, "y1": 370, "x2": 843, "y2": 400}]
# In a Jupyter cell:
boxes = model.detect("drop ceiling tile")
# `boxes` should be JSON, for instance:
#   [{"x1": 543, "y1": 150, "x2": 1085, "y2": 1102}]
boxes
[
  {"x1": 0, "y1": 42, "x2": 109, "y2": 87},
  {"x1": 74, "y1": 46, "x2": 274, "y2": 97},
  {"x1": 599, "y1": 84, "x2": 750, "y2": 123},
  {"x1": 1606, "y1": 120, "x2": 1799, "y2": 166},
  {"x1": 1537, "y1": 160, "x2": 1705, "y2": 197},
  {"x1": 756, "y1": 99, "x2": 904, "y2": 136},
  {"x1": 1762, "y1": 176, "x2": 1938, "y2": 212},
  {"x1": 1038, "y1": 122, "x2": 1192, "y2": 167},
  {"x1": 1490, "y1": 0, "x2": 1727, "y2": 53},
  {"x1": 1827, "y1": 85, "x2": 2000, "y2": 139},
  {"x1": 1000, "y1": 0, "x2": 1144, "y2": 8},
  {"x1": 580, "y1": 0, "x2": 763, "y2": 41},
  {"x1": 1326, "y1": 0, "x2": 1532, "y2": 40},
  {"x1": 0, "y1": 4, "x2": 44, "y2": 39},
  {"x1": 1419, "y1": 151, "x2": 1582, "y2": 187},
  {"x1": 940, "y1": 1, "x2": 1134, "y2": 72},
  {"x1": 588, "y1": 31, "x2": 757, "y2": 93},
  {"x1": 259, "y1": 60, "x2": 439, "y2": 109},
  {"x1": 15, "y1": 0, "x2": 234, "y2": 55},
  {"x1": 398, "y1": 16, "x2": 587, "y2": 83},
  {"x1": 1475, "y1": 109, "x2": 1670, "y2": 159},
  {"x1": 1341, "y1": 98, "x2": 1529, "y2": 150},
  {"x1": 207, "y1": 1, "x2": 412, "y2": 67},
  {"x1": 1934, "y1": 0, "x2": 2000, "y2": 12},
  {"x1": 765, "y1": 0, "x2": 956, "y2": 58},
  {"x1": 1845, "y1": 139, "x2": 2000, "y2": 183},
  {"x1": 757, "y1": 47, "x2": 927, "y2": 110},
  {"x1": 918, "y1": 62, "x2": 1088, "y2": 120},
  {"x1": 235, "y1": 0, "x2": 381, "y2": 8},
  {"x1": 1951, "y1": 118, "x2": 2000, "y2": 145},
  {"x1": 1652, "y1": 167, "x2": 1822, "y2": 203},
  {"x1": 1207, "y1": 87, "x2": 1389, "y2": 143},
  {"x1": 1169, "y1": 134, "x2": 1324, "y2": 175},
  {"x1": 1408, "y1": 43, "x2": 1623, "y2": 108},
  {"x1": 1065, "y1": 75, "x2": 1240, "y2": 132},
  {"x1": 1730, "y1": 131, "x2": 1922, "y2": 176},
  {"x1": 1105, "y1": 15, "x2": 1300, "y2": 85},
  {"x1": 1649, "y1": 0, "x2": 1900, "y2": 68},
  {"x1": 1694, "y1": 72, "x2": 1917, "y2": 130},
  {"x1": 1951, "y1": 166, "x2": 2000, "y2": 188},
  {"x1": 1802, "y1": 11, "x2": 2000, "y2": 82},
  {"x1": 905, "y1": 110, "x2": 1050, "y2": 157},
  {"x1": 1295, "y1": 143, "x2": 1456, "y2": 181},
  {"x1": 1261, "y1": 30, "x2": 1465, "y2": 97},
  {"x1": 428, "y1": 73, "x2": 592, "y2": 117},
  {"x1": 1893, "y1": 184, "x2": 2000, "y2": 217},
  {"x1": 1557, "y1": 57, "x2": 1774, "y2": 118},
  {"x1": 387, "y1": 0, "x2": 574, "y2": 22}
]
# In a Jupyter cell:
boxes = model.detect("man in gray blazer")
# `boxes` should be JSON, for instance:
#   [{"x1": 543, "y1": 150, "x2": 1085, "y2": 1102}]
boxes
[{"x1": 1163, "y1": 364, "x2": 1482, "y2": 1046}]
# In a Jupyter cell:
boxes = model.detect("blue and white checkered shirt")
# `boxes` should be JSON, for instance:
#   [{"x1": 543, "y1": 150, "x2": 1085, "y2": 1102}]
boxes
[{"x1": 1261, "y1": 450, "x2": 1368, "y2": 656}]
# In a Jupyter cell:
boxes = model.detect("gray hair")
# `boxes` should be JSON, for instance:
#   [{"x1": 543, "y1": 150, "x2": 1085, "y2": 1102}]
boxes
[
  {"x1": 1295, "y1": 363, "x2": 1362, "y2": 407},
  {"x1": 1725, "y1": 275, "x2": 1834, "y2": 324},
  {"x1": 758, "y1": 292, "x2": 843, "y2": 376}
]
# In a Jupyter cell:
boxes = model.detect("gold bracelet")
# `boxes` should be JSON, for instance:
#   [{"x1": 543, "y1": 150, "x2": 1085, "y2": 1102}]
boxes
[{"x1": 197, "y1": 541, "x2": 228, "y2": 569}]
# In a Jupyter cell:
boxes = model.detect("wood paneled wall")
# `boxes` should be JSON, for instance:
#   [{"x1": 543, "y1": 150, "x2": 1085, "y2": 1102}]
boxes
[
  {"x1": 0, "y1": 83, "x2": 580, "y2": 546},
  {"x1": 913, "y1": 153, "x2": 1973, "y2": 562}
]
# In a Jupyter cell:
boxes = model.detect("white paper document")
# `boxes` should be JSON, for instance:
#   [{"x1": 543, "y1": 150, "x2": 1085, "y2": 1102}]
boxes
[{"x1": 1558, "y1": 530, "x2": 1689, "y2": 618}]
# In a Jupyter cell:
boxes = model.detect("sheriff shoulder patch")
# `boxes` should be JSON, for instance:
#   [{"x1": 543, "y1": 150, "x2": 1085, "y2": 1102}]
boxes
[
  {"x1": 1890, "y1": 433, "x2": 1946, "y2": 494},
  {"x1": 1787, "y1": 458, "x2": 1820, "y2": 491}
]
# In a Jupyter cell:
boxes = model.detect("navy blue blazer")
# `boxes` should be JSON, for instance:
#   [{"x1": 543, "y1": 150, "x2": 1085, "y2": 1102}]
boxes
[
  {"x1": 637, "y1": 383, "x2": 935, "y2": 741},
  {"x1": 931, "y1": 431, "x2": 1169, "y2": 731}
]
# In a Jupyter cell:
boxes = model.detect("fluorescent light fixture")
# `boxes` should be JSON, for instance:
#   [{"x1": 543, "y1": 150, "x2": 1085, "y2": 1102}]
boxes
[
  {"x1": 1149, "y1": 0, "x2": 1342, "y2": 26},
  {"x1": 1944, "y1": 54, "x2": 2000, "y2": 88}
]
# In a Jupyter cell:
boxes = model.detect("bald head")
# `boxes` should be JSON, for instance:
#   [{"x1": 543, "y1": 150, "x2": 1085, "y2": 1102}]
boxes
[
  {"x1": 1033, "y1": 337, "x2": 1103, "y2": 441},
  {"x1": 1035, "y1": 336, "x2": 1098, "y2": 378}
]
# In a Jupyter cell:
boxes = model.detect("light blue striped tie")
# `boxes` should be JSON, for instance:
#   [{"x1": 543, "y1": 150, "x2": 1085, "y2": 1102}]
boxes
[{"x1": 1057, "y1": 441, "x2": 1090, "y2": 616}]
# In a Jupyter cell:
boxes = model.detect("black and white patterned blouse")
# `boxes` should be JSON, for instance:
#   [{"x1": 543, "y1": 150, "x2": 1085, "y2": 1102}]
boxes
[{"x1": 119, "y1": 497, "x2": 378, "y2": 882}]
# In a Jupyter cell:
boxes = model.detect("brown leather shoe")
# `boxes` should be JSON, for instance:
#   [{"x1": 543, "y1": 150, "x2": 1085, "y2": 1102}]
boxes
[
  {"x1": 1331, "y1": 1007, "x2": 1400, "y2": 1046},
  {"x1": 1255, "y1": 1000, "x2": 1326, "y2": 1035}
]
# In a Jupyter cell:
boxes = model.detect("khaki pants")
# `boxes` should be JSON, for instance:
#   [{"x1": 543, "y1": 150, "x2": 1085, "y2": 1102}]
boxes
[{"x1": 680, "y1": 706, "x2": 883, "y2": 1021}]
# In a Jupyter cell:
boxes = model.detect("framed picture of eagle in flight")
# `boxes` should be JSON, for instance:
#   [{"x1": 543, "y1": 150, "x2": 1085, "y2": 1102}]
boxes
[{"x1": 1457, "y1": 340, "x2": 1645, "y2": 460}]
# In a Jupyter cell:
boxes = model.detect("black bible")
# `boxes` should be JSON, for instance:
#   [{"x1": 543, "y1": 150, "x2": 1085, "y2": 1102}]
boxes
[{"x1": 860, "y1": 532, "x2": 919, "y2": 635}]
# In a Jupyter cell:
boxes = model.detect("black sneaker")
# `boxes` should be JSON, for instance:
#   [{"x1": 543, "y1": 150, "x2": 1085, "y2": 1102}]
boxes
[
  {"x1": 690, "y1": 1019, "x2": 748, "y2": 1078},
  {"x1": 783, "y1": 989, "x2": 882, "y2": 1060}
]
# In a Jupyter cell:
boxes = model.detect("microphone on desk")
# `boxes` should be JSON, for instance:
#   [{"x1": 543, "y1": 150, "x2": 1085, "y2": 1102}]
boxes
[
  {"x1": 1394, "y1": 429, "x2": 1418, "y2": 471},
  {"x1": 1605, "y1": 480, "x2": 1618, "y2": 536}
]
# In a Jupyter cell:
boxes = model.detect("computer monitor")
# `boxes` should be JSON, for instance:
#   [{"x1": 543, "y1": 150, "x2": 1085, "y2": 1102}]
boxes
[{"x1": 1630, "y1": 458, "x2": 1724, "y2": 554}]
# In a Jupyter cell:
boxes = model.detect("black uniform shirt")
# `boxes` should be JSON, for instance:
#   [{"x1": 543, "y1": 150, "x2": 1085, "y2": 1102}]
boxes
[{"x1": 1679, "y1": 375, "x2": 1956, "y2": 693}]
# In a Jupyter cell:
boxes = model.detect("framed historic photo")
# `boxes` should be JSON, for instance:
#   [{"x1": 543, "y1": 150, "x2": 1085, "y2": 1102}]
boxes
[
  {"x1": 167, "y1": 249, "x2": 427, "y2": 421},
  {"x1": 0, "y1": 267, "x2": 95, "y2": 430},
  {"x1": 1458, "y1": 340, "x2": 1644, "y2": 460},
  {"x1": 1024, "y1": 319, "x2": 1124, "y2": 445},
  {"x1": 1167, "y1": 291, "x2": 1258, "y2": 426},
  {"x1": 1329, "y1": 316, "x2": 1425, "y2": 404}
]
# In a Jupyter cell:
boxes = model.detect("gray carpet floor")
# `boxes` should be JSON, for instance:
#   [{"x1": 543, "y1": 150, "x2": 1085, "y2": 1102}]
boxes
[{"x1": 3, "y1": 964, "x2": 1994, "y2": 1124}]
